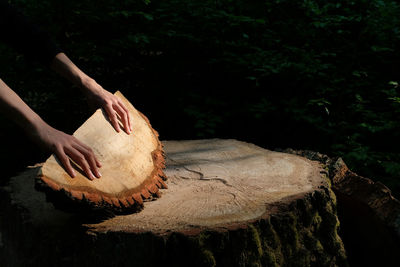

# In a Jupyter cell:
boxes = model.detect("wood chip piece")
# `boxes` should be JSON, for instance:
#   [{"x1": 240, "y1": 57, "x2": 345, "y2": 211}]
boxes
[{"x1": 35, "y1": 91, "x2": 166, "y2": 213}]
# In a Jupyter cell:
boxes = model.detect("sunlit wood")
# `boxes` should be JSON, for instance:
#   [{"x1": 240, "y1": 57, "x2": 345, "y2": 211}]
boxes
[{"x1": 36, "y1": 91, "x2": 166, "y2": 212}]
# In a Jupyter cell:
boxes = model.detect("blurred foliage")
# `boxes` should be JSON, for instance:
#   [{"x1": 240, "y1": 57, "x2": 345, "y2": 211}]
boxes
[{"x1": 0, "y1": 0, "x2": 399, "y2": 197}]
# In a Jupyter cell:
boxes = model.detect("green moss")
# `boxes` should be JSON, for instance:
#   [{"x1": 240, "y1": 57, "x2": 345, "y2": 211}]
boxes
[
  {"x1": 198, "y1": 232, "x2": 211, "y2": 244},
  {"x1": 160, "y1": 188, "x2": 347, "y2": 267},
  {"x1": 270, "y1": 213, "x2": 302, "y2": 261},
  {"x1": 261, "y1": 218, "x2": 281, "y2": 250},
  {"x1": 248, "y1": 225, "x2": 263, "y2": 257},
  {"x1": 314, "y1": 240, "x2": 324, "y2": 253},
  {"x1": 262, "y1": 245, "x2": 279, "y2": 267},
  {"x1": 200, "y1": 250, "x2": 216, "y2": 267},
  {"x1": 312, "y1": 212, "x2": 322, "y2": 229},
  {"x1": 323, "y1": 212, "x2": 339, "y2": 232},
  {"x1": 249, "y1": 262, "x2": 262, "y2": 267},
  {"x1": 324, "y1": 202, "x2": 334, "y2": 214},
  {"x1": 296, "y1": 198, "x2": 316, "y2": 227},
  {"x1": 288, "y1": 215, "x2": 301, "y2": 252},
  {"x1": 303, "y1": 230, "x2": 323, "y2": 257},
  {"x1": 293, "y1": 248, "x2": 312, "y2": 267},
  {"x1": 326, "y1": 177, "x2": 332, "y2": 188},
  {"x1": 329, "y1": 189, "x2": 337, "y2": 206}
]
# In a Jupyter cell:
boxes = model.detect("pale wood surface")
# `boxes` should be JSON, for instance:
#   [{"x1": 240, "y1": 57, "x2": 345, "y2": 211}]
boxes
[
  {"x1": 36, "y1": 91, "x2": 166, "y2": 211},
  {"x1": 87, "y1": 139, "x2": 326, "y2": 233},
  {"x1": 11, "y1": 139, "x2": 328, "y2": 233}
]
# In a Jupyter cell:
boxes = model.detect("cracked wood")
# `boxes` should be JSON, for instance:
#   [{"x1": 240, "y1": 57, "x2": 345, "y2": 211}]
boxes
[{"x1": 85, "y1": 139, "x2": 327, "y2": 233}]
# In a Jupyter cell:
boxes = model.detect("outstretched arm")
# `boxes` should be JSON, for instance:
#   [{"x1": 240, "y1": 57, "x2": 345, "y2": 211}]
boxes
[
  {"x1": 0, "y1": 1, "x2": 131, "y2": 180},
  {"x1": 50, "y1": 52, "x2": 132, "y2": 134},
  {"x1": 0, "y1": 79, "x2": 102, "y2": 180}
]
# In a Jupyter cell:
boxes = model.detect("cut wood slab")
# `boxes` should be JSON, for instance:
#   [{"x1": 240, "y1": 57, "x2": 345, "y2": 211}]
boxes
[
  {"x1": 35, "y1": 91, "x2": 166, "y2": 213},
  {"x1": 0, "y1": 139, "x2": 348, "y2": 267}
]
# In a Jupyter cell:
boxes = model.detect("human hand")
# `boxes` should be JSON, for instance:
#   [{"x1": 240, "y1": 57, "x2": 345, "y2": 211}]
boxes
[
  {"x1": 33, "y1": 120, "x2": 101, "y2": 180},
  {"x1": 82, "y1": 78, "x2": 132, "y2": 134},
  {"x1": 49, "y1": 53, "x2": 131, "y2": 134},
  {"x1": 0, "y1": 78, "x2": 100, "y2": 180}
]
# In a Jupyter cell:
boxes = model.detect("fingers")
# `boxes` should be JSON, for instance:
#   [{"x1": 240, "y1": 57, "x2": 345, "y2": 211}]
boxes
[
  {"x1": 76, "y1": 141, "x2": 102, "y2": 168},
  {"x1": 114, "y1": 102, "x2": 131, "y2": 134},
  {"x1": 89, "y1": 87, "x2": 132, "y2": 134},
  {"x1": 55, "y1": 145, "x2": 76, "y2": 178},
  {"x1": 104, "y1": 100, "x2": 132, "y2": 135},
  {"x1": 58, "y1": 137, "x2": 102, "y2": 181},
  {"x1": 72, "y1": 143, "x2": 102, "y2": 178},
  {"x1": 117, "y1": 99, "x2": 132, "y2": 132},
  {"x1": 104, "y1": 104, "x2": 121, "y2": 133},
  {"x1": 44, "y1": 126, "x2": 102, "y2": 181},
  {"x1": 65, "y1": 146, "x2": 97, "y2": 180}
]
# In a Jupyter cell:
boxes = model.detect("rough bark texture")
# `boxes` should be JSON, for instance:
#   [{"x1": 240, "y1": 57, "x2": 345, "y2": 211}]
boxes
[
  {"x1": 35, "y1": 91, "x2": 167, "y2": 214},
  {"x1": 0, "y1": 139, "x2": 348, "y2": 267},
  {"x1": 280, "y1": 149, "x2": 400, "y2": 266}
]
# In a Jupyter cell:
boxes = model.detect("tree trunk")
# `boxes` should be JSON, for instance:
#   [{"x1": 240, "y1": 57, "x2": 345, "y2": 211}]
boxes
[{"x1": 0, "y1": 139, "x2": 347, "y2": 267}]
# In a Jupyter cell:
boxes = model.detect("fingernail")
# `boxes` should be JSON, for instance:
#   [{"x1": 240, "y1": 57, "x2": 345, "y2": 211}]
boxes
[
  {"x1": 72, "y1": 170, "x2": 76, "y2": 177},
  {"x1": 97, "y1": 171, "x2": 102, "y2": 178}
]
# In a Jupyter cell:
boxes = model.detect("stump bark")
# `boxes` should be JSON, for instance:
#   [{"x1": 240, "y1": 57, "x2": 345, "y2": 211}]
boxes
[
  {"x1": 0, "y1": 139, "x2": 347, "y2": 267},
  {"x1": 280, "y1": 149, "x2": 400, "y2": 266}
]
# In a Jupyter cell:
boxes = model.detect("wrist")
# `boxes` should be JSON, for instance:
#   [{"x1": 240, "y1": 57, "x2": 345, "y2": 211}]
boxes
[
  {"x1": 79, "y1": 76, "x2": 97, "y2": 93},
  {"x1": 51, "y1": 53, "x2": 95, "y2": 92},
  {"x1": 24, "y1": 113, "x2": 47, "y2": 134},
  {"x1": 20, "y1": 113, "x2": 51, "y2": 147}
]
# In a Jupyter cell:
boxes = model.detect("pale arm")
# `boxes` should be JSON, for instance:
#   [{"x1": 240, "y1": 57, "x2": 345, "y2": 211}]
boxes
[
  {"x1": 50, "y1": 52, "x2": 132, "y2": 134},
  {"x1": 0, "y1": 79, "x2": 101, "y2": 180}
]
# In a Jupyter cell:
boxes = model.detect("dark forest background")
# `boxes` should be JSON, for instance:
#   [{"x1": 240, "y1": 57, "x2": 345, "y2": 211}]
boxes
[{"x1": 0, "y1": 0, "x2": 399, "y2": 198}]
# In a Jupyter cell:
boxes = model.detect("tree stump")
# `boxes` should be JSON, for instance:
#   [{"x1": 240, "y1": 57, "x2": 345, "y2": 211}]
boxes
[{"x1": 0, "y1": 139, "x2": 347, "y2": 267}]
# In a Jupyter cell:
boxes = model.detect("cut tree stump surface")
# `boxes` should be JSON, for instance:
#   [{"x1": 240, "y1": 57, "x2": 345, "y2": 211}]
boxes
[
  {"x1": 88, "y1": 139, "x2": 327, "y2": 233},
  {"x1": 1, "y1": 139, "x2": 347, "y2": 267},
  {"x1": 9, "y1": 139, "x2": 326, "y2": 232}
]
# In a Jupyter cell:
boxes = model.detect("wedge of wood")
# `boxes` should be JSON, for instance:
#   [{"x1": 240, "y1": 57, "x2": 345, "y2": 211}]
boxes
[{"x1": 35, "y1": 91, "x2": 166, "y2": 213}]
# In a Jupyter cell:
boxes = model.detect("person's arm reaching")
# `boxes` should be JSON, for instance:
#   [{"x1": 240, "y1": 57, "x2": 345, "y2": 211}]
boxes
[
  {"x1": 50, "y1": 53, "x2": 132, "y2": 134},
  {"x1": 0, "y1": 79, "x2": 101, "y2": 180},
  {"x1": 0, "y1": 1, "x2": 132, "y2": 180}
]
